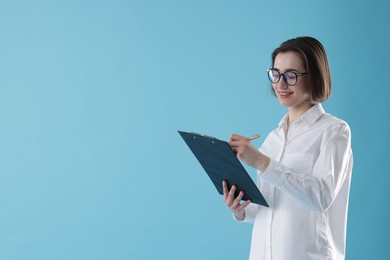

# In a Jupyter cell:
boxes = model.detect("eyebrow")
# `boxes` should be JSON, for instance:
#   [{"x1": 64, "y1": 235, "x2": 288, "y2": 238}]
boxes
[{"x1": 273, "y1": 67, "x2": 304, "y2": 73}]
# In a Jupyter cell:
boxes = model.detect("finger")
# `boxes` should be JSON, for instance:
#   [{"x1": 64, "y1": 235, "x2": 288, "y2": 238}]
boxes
[
  {"x1": 222, "y1": 180, "x2": 228, "y2": 201},
  {"x1": 230, "y1": 140, "x2": 251, "y2": 152},
  {"x1": 229, "y1": 141, "x2": 244, "y2": 154},
  {"x1": 229, "y1": 135, "x2": 247, "y2": 143},
  {"x1": 226, "y1": 185, "x2": 237, "y2": 206},
  {"x1": 230, "y1": 134, "x2": 245, "y2": 142},
  {"x1": 237, "y1": 199, "x2": 251, "y2": 212},
  {"x1": 231, "y1": 190, "x2": 245, "y2": 209},
  {"x1": 228, "y1": 185, "x2": 237, "y2": 198},
  {"x1": 236, "y1": 190, "x2": 245, "y2": 202},
  {"x1": 228, "y1": 140, "x2": 238, "y2": 148}
]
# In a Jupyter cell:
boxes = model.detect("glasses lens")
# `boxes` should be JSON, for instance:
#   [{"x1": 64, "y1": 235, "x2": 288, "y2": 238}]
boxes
[
  {"x1": 284, "y1": 72, "x2": 297, "y2": 85},
  {"x1": 268, "y1": 69, "x2": 280, "y2": 83}
]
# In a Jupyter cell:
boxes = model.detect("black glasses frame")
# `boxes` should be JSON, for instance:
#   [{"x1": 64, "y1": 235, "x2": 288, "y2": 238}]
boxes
[{"x1": 267, "y1": 68, "x2": 308, "y2": 86}]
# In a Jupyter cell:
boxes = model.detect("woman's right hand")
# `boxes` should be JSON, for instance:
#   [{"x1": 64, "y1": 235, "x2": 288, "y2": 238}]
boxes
[{"x1": 223, "y1": 180, "x2": 251, "y2": 220}]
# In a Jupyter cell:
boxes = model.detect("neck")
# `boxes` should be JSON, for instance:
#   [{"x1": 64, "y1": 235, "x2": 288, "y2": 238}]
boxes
[{"x1": 287, "y1": 103, "x2": 315, "y2": 125}]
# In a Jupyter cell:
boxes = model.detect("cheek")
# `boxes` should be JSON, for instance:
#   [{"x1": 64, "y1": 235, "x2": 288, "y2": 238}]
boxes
[
  {"x1": 300, "y1": 89, "x2": 312, "y2": 101},
  {"x1": 297, "y1": 81, "x2": 311, "y2": 96}
]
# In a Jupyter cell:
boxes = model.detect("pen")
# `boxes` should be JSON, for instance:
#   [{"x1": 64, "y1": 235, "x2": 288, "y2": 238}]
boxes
[{"x1": 248, "y1": 134, "x2": 261, "y2": 141}]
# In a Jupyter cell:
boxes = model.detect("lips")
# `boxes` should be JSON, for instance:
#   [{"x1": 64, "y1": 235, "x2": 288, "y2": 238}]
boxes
[{"x1": 278, "y1": 92, "x2": 293, "y2": 98}]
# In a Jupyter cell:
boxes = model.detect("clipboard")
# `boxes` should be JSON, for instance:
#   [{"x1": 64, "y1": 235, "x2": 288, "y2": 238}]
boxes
[{"x1": 178, "y1": 131, "x2": 268, "y2": 207}]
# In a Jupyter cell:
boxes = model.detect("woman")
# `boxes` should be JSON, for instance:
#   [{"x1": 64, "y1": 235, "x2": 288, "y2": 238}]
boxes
[{"x1": 223, "y1": 37, "x2": 353, "y2": 260}]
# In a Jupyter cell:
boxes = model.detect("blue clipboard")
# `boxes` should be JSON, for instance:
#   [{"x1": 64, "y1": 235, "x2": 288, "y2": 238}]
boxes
[{"x1": 178, "y1": 131, "x2": 268, "y2": 207}]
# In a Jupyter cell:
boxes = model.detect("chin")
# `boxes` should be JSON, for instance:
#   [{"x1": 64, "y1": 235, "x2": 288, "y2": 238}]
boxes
[{"x1": 278, "y1": 100, "x2": 290, "y2": 107}]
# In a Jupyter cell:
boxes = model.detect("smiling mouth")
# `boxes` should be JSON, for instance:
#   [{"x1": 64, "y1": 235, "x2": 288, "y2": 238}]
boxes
[{"x1": 278, "y1": 92, "x2": 293, "y2": 98}]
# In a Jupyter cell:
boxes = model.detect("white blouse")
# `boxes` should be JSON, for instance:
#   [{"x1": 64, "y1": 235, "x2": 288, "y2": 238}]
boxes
[{"x1": 238, "y1": 103, "x2": 353, "y2": 260}]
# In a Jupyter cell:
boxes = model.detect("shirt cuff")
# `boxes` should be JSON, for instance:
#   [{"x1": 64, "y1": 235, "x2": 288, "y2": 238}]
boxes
[
  {"x1": 232, "y1": 204, "x2": 258, "y2": 223},
  {"x1": 232, "y1": 212, "x2": 245, "y2": 222},
  {"x1": 260, "y1": 158, "x2": 289, "y2": 188}
]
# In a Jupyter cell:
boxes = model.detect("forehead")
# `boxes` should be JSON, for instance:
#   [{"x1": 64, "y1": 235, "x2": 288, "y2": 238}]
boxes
[{"x1": 273, "y1": 51, "x2": 305, "y2": 71}]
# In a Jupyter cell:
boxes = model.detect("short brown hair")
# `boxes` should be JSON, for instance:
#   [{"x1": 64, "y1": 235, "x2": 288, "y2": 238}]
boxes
[{"x1": 271, "y1": 36, "x2": 331, "y2": 103}]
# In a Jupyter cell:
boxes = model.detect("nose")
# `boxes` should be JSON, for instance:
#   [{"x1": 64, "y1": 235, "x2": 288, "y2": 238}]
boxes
[{"x1": 275, "y1": 76, "x2": 288, "y2": 90}]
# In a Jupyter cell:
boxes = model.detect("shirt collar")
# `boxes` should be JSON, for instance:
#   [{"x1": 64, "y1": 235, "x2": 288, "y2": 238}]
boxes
[{"x1": 278, "y1": 103, "x2": 326, "y2": 128}]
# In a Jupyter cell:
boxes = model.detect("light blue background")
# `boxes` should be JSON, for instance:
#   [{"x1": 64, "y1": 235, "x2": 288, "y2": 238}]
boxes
[{"x1": 0, "y1": 0, "x2": 388, "y2": 259}]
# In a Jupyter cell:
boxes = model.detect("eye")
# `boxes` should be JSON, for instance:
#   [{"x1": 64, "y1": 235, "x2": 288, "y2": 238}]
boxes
[
  {"x1": 271, "y1": 71, "x2": 280, "y2": 78},
  {"x1": 285, "y1": 72, "x2": 296, "y2": 80}
]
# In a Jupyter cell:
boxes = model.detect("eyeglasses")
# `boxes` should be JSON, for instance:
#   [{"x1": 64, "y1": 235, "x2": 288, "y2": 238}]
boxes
[{"x1": 267, "y1": 68, "x2": 308, "y2": 86}]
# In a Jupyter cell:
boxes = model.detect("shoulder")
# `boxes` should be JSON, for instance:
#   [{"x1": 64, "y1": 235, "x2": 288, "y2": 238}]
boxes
[
  {"x1": 321, "y1": 113, "x2": 350, "y2": 130},
  {"x1": 319, "y1": 113, "x2": 352, "y2": 140}
]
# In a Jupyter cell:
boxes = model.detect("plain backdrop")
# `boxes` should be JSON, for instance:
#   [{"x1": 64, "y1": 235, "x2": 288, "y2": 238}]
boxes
[{"x1": 0, "y1": 0, "x2": 389, "y2": 259}]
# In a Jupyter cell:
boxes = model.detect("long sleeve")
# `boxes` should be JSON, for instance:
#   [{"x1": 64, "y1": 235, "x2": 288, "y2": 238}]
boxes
[{"x1": 260, "y1": 122, "x2": 353, "y2": 213}]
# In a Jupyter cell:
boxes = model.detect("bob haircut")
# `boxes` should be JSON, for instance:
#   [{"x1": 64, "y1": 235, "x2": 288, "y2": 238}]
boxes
[{"x1": 271, "y1": 36, "x2": 332, "y2": 103}]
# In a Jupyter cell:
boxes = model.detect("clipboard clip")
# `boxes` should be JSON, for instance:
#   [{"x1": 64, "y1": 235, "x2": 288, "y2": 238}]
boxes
[{"x1": 190, "y1": 132, "x2": 218, "y2": 140}]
